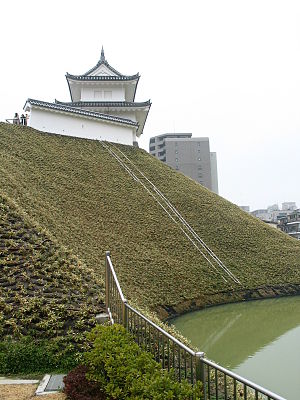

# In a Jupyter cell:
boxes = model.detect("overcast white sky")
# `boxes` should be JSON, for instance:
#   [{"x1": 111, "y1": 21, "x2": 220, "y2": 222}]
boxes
[{"x1": 1, "y1": 0, "x2": 299, "y2": 210}]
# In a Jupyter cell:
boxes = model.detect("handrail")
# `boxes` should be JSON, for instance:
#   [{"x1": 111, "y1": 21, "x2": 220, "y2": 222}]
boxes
[
  {"x1": 105, "y1": 251, "x2": 286, "y2": 400},
  {"x1": 106, "y1": 251, "x2": 126, "y2": 303},
  {"x1": 203, "y1": 358, "x2": 285, "y2": 399},
  {"x1": 126, "y1": 303, "x2": 196, "y2": 356}
]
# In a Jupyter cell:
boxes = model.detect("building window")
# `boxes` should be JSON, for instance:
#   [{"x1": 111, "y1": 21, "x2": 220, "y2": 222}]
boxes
[
  {"x1": 150, "y1": 146, "x2": 155, "y2": 151},
  {"x1": 198, "y1": 142, "x2": 201, "y2": 146},
  {"x1": 175, "y1": 142, "x2": 178, "y2": 147},
  {"x1": 150, "y1": 138, "x2": 155, "y2": 144},
  {"x1": 198, "y1": 149, "x2": 201, "y2": 153},
  {"x1": 175, "y1": 150, "x2": 178, "y2": 154},
  {"x1": 94, "y1": 90, "x2": 102, "y2": 99},
  {"x1": 104, "y1": 91, "x2": 112, "y2": 99}
]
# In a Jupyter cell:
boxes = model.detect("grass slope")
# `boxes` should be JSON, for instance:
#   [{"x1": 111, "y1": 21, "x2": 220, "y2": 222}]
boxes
[
  {"x1": 0, "y1": 192, "x2": 104, "y2": 340},
  {"x1": 1, "y1": 122, "x2": 300, "y2": 317}
]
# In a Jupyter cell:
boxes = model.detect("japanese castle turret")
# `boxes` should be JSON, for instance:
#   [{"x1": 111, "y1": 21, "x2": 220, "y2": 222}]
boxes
[{"x1": 24, "y1": 48, "x2": 151, "y2": 145}]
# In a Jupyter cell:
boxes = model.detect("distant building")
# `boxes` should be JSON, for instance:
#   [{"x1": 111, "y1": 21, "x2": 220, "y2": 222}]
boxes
[
  {"x1": 282, "y1": 202, "x2": 297, "y2": 211},
  {"x1": 251, "y1": 203, "x2": 298, "y2": 224},
  {"x1": 210, "y1": 152, "x2": 219, "y2": 194},
  {"x1": 24, "y1": 48, "x2": 151, "y2": 146},
  {"x1": 239, "y1": 206, "x2": 250, "y2": 213},
  {"x1": 267, "y1": 204, "x2": 279, "y2": 213},
  {"x1": 278, "y1": 210, "x2": 300, "y2": 240},
  {"x1": 149, "y1": 133, "x2": 218, "y2": 193}
]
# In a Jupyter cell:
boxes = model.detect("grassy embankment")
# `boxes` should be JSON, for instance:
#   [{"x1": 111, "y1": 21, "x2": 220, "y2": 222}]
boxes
[
  {"x1": 0, "y1": 191, "x2": 104, "y2": 372},
  {"x1": 1, "y1": 122, "x2": 300, "y2": 324}
]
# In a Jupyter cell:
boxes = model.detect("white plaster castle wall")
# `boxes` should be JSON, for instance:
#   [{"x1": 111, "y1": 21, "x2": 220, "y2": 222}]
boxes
[
  {"x1": 81, "y1": 107, "x2": 138, "y2": 123},
  {"x1": 29, "y1": 108, "x2": 136, "y2": 145},
  {"x1": 81, "y1": 86, "x2": 125, "y2": 101}
]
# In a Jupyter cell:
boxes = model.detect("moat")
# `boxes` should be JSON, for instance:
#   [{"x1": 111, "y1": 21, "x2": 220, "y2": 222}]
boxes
[{"x1": 171, "y1": 296, "x2": 300, "y2": 400}]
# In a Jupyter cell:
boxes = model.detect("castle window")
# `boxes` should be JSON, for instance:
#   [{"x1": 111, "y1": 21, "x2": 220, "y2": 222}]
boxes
[
  {"x1": 94, "y1": 90, "x2": 102, "y2": 99},
  {"x1": 104, "y1": 91, "x2": 112, "y2": 99}
]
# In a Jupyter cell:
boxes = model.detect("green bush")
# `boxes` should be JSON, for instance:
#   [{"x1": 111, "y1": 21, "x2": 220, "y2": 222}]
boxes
[
  {"x1": 85, "y1": 324, "x2": 202, "y2": 399},
  {"x1": 0, "y1": 336, "x2": 81, "y2": 374}
]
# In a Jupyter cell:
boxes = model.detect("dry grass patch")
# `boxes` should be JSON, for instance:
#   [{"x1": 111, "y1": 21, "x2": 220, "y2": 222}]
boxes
[{"x1": 0, "y1": 384, "x2": 65, "y2": 400}]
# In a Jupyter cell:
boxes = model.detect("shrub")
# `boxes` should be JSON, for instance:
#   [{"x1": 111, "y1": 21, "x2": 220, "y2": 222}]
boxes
[
  {"x1": 84, "y1": 324, "x2": 202, "y2": 399},
  {"x1": 0, "y1": 336, "x2": 80, "y2": 374},
  {"x1": 63, "y1": 365, "x2": 107, "y2": 400}
]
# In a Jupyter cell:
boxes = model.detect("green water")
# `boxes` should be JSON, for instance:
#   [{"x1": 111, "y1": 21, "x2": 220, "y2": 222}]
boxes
[{"x1": 171, "y1": 296, "x2": 300, "y2": 400}]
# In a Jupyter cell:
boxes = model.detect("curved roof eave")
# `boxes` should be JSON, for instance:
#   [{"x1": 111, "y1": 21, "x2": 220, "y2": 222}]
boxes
[
  {"x1": 65, "y1": 73, "x2": 140, "y2": 82},
  {"x1": 55, "y1": 99, "x2": 151, "y2": 108},
  {"x1": 25, "y1": 98, "x2": 139, "y2": 128},
  {"x1": 137, "y1": 101, "x2": 152, "y2": 137}
]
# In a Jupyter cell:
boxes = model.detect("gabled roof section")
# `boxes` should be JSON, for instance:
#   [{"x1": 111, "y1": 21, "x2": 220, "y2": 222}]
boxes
[
  {"x1": 24, "y1": 99, "x2": 139, "y2": 128},
  {"x1": 68, "y1": 47, "x2": 139, "y2": 79},
  {"x1": 85, "y1": 47, "x2": 122, "y2": 76}
]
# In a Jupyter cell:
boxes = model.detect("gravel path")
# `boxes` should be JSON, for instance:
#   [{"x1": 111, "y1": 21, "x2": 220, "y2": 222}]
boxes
[{"x1": 0, "y1": 384, "x2": 66, "y2": 400}]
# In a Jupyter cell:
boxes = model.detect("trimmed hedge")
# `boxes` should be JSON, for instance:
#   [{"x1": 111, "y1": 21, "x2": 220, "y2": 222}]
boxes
[
  {"x1": 0, "y1": 336, "x2": 82, "y2": 374},
  {"x1": 83, "y1": 324, "x2": 202, "y2": 399}
]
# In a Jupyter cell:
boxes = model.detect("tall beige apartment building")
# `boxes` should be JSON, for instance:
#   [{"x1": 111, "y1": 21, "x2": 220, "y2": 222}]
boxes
[{"x1": 149, "y1": 133, "x2": 218, "y2": 194}]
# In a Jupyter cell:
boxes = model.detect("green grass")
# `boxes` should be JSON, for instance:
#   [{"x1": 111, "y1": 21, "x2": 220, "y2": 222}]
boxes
[
  {"x1": 0, "y1": 192, "x2": 104, "y2": 340},
  {"x1": 1, "y1": 122, "x2": 300, "y2": 319}
]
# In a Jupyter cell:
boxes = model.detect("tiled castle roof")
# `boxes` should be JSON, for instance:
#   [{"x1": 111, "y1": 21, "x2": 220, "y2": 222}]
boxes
[
  {"x1": 25, "y1": 99, "x2": 139, "y2": 128},
  {"x1": 55, "y1": 100, "x2": 151, "y2": 108},
  {"x1": 65, "y1": 73, "x2": 139, "y2": 81}
]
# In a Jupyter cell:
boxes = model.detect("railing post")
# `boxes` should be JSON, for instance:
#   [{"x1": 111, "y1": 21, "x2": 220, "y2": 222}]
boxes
[
  {"x1": 195, "y1": 352, "x2": 206, "y2": 399},
  {"x1": 122, "y1": 301, "x2": 128, "y2": 330},
  {"x1": 105, "y1": 251, "x2": 110, "y2": 311}
]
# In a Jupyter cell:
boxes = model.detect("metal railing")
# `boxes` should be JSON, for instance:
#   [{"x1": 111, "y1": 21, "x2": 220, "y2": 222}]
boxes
[{"x1": 105, "y1": 251, "x2": 286, "y2": 400}]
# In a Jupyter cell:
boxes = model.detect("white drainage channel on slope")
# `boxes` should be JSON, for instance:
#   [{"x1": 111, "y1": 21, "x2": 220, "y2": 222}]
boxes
[{"x1": 36, "y1": 374, "x2": 65, "y2": 396}]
